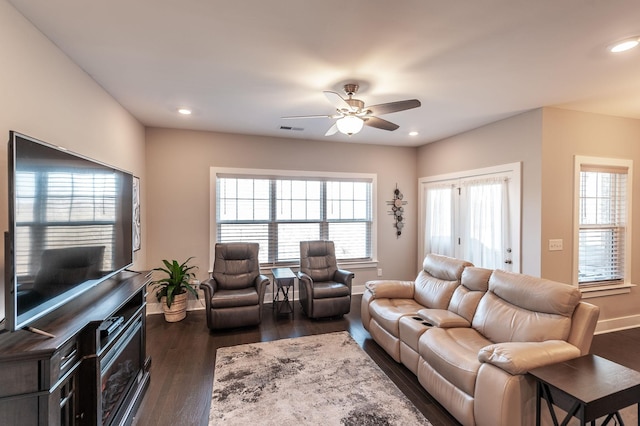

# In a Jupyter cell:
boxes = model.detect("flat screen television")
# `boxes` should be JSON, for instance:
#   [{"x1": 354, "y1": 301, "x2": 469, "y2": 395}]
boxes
[{"x1": 4, "y1": 131, "x2": 134, "y2": 332}]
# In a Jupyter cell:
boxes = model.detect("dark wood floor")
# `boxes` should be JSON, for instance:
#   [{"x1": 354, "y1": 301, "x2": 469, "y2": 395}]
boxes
[{"x1": 133, "y1": 296, "x2": 640, "y2": 426}]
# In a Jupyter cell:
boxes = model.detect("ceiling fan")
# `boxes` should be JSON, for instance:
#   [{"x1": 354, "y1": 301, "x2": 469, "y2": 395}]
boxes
[{"x1": 282, "y1": 83, "x2": 421, "y2": 136}]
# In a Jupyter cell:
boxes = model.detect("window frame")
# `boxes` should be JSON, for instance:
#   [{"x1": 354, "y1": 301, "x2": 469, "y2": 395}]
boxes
[
  {"x1": 573, "y1": 156, "x2": 633, "y2": 294},
  {"x1": 210, "y1": 167, "x2": 378, "y2": 270}
]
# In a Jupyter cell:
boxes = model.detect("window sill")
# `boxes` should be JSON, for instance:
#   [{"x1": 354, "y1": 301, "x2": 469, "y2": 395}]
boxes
[
  {"x1": 258, "y1": 260, "x2": 378, "y2": 275},
  {"x1": 580, "y1": 283, "x2": 636, "y2": 299},
  {"x1": 209, "y1": 260, "x2": 378, "y2": 276}
]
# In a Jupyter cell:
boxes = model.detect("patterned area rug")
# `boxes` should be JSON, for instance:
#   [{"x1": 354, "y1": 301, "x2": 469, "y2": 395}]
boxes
[{"x1": 210, "y1": 331, "x2": 432, "y2": 425}]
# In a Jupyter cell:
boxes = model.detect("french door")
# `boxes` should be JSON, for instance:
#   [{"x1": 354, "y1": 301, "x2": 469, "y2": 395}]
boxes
[{"x1": 419, "y1": 163, "x2": 521, "y2": 272}]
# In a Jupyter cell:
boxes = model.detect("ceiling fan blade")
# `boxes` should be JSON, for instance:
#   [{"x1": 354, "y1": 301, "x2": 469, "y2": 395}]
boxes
[
  {"x1": 365, "y1": 99, "x2": 421, "y2": 116},
  {"x1": 323, "y1": 91, "x2": 353, "y2": 111},
  {"x1": 325, "y1": 123, "x2": 339, "y2": 136},
  {"x1": 364, "y1": 116, "x2": 400, "y2": 131},
  {"x1": 281, "y1": 114, "x2": 333, "y2": 119}
]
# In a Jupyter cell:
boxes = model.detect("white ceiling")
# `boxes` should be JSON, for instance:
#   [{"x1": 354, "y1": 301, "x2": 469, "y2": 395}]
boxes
[{"x1": 8, "y1": 0, "x2": 640, "y2": 146}]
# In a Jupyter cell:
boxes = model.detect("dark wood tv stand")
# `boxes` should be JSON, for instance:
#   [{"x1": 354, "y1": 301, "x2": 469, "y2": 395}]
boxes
[{"x1": 0, "y1": 270, "x2": 151, "y2": 425}]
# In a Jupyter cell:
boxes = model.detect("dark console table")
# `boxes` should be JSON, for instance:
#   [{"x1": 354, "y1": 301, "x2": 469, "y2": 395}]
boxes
[
  {"x1": 0, "y1": 270, "x2": 151, "y2": 426},
  {"x1": 529, "y1": 354, "x2": 640, "y2": 426}
]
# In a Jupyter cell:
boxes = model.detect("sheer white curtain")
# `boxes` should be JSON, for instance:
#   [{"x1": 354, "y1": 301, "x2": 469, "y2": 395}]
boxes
[
  {"x1": 461, "y1": 177, "x2": 511, "y2": 270},
  {"x1": 424, "y1": 184, "x2": 455, "y2": 257},
  {"x1": 420, "y1": 163, "x2": 520, "y2": 271}
]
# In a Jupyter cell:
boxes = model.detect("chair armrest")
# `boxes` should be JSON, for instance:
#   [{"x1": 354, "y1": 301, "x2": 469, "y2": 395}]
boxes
[
  {"x1": 200, "y1": 278, "x2": 217, "y2": 309},
  {"x1": 254, "y1": 274, "x2": 270, "y2": 286},
  {"x1": 297, "y1": 271, "x2": 312, "y2": 284},
  {"x1": 478, "y1": 340, "x2": 581, "y2": 375},
  {"x1": 364, "y1": 280, "x2": 415, "y2": 299},
  {"x1": 335, "y1": 269, "x2": 354, "y2": 287},
  {"x1": 254, "y1": 274, "x2": 270, "y2": 298}
]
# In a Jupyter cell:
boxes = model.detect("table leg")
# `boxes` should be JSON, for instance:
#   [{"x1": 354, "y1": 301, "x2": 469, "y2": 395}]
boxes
[
  {"x1": 536, "y1": 381, "x2": 541, "y2": 426},
  {"x1": 540, "y1": 383, "x2": 561, "y2": 426}
]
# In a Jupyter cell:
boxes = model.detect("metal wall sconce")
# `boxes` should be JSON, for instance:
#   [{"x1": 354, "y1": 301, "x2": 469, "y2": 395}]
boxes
[{"x1": 387, "y1": 185, "x2": 407, "y2": 237}]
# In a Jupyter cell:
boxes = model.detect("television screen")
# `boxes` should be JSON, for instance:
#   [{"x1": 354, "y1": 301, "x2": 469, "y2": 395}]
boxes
[{"x1": 5, "y1": 131, "x2": 134, "y2": 331}]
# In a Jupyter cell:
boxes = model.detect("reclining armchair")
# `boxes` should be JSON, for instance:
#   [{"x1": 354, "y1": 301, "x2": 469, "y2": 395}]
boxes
[
  {"x1": 201, "y1": 243, "x2": 269, "y2": 330},
  {"x1": 298, "y1": 240, "x2": 354, "y2": 319}
]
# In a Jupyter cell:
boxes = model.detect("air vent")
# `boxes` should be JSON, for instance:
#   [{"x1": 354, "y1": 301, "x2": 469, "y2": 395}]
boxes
[{"x1": 279, "y1": 126, "x2": 304, "y2": 131}]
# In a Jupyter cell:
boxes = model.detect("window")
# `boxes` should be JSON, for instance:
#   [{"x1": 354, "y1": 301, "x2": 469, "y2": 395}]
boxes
[
  {"x1": 419, "y1": 163, "x2": 521, "y2": 271},
  {"x1": 574, "y1": 156, "x2": 632, "y2": 288},
  {"x1": 212, "y1": 168, "x2": 375, "y2": 266}
]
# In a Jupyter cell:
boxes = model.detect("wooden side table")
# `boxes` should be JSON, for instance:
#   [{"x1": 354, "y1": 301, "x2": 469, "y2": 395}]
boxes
[
  {"x1": 529, "y1": 354, "x2": 640, "y2": 426},
  {"x1": 272, "y1": 267, "x2": 296, "y2": 316}
]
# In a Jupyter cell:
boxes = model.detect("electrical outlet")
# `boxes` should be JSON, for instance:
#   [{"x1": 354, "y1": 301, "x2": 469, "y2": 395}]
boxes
[
  {"x1": 548, "y1": 239, "x2": 563, "y2": 251},
  {"x1": 377, "y1": 268, "x2": 383, "y2": 277}
]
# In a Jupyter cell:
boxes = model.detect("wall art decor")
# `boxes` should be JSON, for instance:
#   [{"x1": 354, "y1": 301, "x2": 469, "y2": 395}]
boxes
[
  {"x1": 133, "y1": 176, "x2": 141, "y2": 251},
  {"x1": 387, "y1": 185, "x2": 407, "y2": 237}
]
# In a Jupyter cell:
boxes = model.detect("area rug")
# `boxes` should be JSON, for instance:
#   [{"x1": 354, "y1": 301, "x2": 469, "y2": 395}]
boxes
[{"x1": 209, "y1": 331, "x2": 432, "y2": 425}]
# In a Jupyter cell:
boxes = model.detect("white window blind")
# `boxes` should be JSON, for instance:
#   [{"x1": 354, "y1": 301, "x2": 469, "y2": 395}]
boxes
[
  {"x1": 578, "y1": 164, "x2": 628, "y2": 286},
  {"x1": 216, "y1": 173, "x2": 373, "y2": 265},
  {"x1": 15, "y1": 170, "x2": 119, "y2": 276}
]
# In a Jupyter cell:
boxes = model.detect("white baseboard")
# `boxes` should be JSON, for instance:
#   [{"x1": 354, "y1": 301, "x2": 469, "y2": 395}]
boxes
[
  {"x1": 594, "y1": 314, "x2": 640, "y2": 334},
  {"x1": 147, "y1": 284, "x2": 366, "y2": 316}
]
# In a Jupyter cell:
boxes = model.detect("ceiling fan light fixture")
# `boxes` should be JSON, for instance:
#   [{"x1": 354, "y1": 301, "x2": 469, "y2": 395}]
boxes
[
  {"x1": 336, "y1": 116, "x2": 364, "y2": 135},
  {"x1": 609, "y1": 37, "x2": 640, "y2": 53}
]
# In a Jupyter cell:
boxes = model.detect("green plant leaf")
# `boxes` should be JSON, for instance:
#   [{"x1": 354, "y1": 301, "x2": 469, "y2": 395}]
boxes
[{"x1": 150, "y1": 257, "x2": 199, "y2": 306}]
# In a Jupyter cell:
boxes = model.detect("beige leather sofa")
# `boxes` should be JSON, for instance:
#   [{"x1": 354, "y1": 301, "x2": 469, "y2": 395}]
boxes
[{"x1": 361, "y1": 254, "x2": 600, "y2": 426}]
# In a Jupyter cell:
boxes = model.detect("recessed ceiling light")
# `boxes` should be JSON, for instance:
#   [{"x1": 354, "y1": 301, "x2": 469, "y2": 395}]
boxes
[
  {"x1": 609, "y1": 37, "x2": 640, "y2": 53},
  {"x1": 409, "y1": 131, "x2": 419, "y2": 136},
  {"x1": 178, "y1": 108, "x2": 192, "y2": 115}
]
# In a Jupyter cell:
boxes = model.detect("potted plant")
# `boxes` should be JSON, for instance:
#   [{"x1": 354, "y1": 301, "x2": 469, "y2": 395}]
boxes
[{"x1": 150, "y1": 257, "x2": 198, "y2": 322}]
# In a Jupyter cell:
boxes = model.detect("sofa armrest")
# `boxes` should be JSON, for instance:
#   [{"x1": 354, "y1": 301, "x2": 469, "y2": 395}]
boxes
[
  {"x1": 478, "y1": 340, "x2": 581, "y2": 375},
  {"x1": 418, "y1": 308, "x2": 471, "y2": 328},
  {"x1": 365, "y1": 280, "x2": 414, "y2": 299}
]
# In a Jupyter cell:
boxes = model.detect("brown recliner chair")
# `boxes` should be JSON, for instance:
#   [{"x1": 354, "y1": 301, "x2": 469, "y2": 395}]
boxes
[
  {"x1": 298, "y1": 240, "x2": 354, "y2": 319},
  {"x1": 201, "y1": 243, "x2": 269, "y2": 330}
]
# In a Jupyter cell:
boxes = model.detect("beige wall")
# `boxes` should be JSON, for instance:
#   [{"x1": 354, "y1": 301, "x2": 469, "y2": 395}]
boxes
[
  {"x1": 145, "y1": 128, "x2": 419, "y2": 305},
  {"x1": 0, "y1": 1, "x2": 146, "y2": 320},
  {"x1": 417, "y1": 109, "x2": 543, "y2": 276},
  {"x1": 541, "y1": 107, "x2": 640, "y2": 330}
]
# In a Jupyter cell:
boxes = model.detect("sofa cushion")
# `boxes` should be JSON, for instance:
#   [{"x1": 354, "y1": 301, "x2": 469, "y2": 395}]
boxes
[
  {"x1": 490, "y1": 270, "x2": 581, "y2": 317},
  {"x1": 368, "y1": 298, "x2": 424, "y2": 336},
  {"x1": 460, "y1": 267, "x2": 492, "y2": 292},
  {"x1": 472, "y1": 270, "x2": 582, "y2": 345},
  {"x1": 423, "y1": 253, "x2": 472, "y2": 281},
  {"x1": 414, "y1": 272, "x2": 459, "y2": 309},
  {"x1": 312, "y1": 281, "x2": 350, "y2": 299},
  {"x1": 210, "y1": 287, "x2": 259, "y2": 309},
  {"x1": 419, "y1": 327, "x2": 492, "y2": 396},
  {"x1": 413, "y1": 255, "x2": 472, "y2": 309}
]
